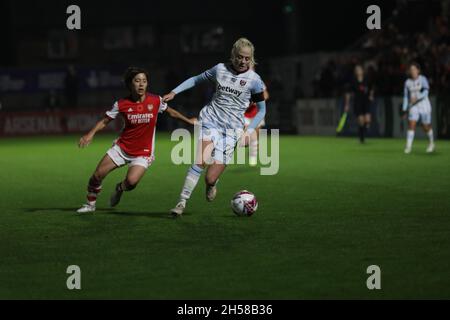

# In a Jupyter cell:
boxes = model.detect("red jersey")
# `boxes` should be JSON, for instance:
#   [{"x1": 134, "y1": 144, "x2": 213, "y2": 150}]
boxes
[
  {"x1": 244, "y1": 102, "x2": 258, "y2": 118},
  {"x1": 105, "y1": 93, "x2": 167, "y2": 157}
]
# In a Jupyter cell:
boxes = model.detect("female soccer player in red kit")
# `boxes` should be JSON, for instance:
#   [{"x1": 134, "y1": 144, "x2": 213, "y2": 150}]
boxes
[{"x1": 77, "y1": 67, "x2": 196, "y2": 213}]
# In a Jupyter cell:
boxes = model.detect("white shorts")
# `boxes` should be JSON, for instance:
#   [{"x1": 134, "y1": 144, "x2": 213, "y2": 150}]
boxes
[
  {"x1": 106, "y1": 144, "x2": 154, "y2": 169},
  {"x1": 409, "y1": 102, "x2": 432, "y2": 125},
  {"x1": 244, "y1": 117, "x2": 265, "y2": 128},
  {"x1": 200, "y1": 126, "x2": 240, "y2": 165}
]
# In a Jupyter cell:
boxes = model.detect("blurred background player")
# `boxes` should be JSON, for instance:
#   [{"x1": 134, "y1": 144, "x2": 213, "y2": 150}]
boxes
[
  {"x1": 77, "y1": 67, "x2": 196, "y2": 213},
  {"x1": 344, "y1": 65, "x2": 375, "y2": 143},
  {"x1": 244, "y1": 85, "x2": 269, "y2": 166},
  {"x1": 402, "y1": 62, "x2": 435, "y2": 154},
  {"x1": 163, "y1": 38, "x2": 267, "y2": 216}
]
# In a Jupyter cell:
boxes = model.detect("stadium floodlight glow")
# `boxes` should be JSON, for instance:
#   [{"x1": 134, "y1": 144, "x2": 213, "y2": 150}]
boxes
[{"x1": 283, "y1": 4, "x2": 294, "y2": 14}]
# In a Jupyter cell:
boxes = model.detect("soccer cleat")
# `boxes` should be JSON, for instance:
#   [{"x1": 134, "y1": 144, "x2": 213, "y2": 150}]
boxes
[
  {"x1": 404, "y1": 146, "x2": 412, "y2": 154},
  {"x1": 426, "y1": 143, "x2": 435, "y2": 153},
  {"x1": 110, "y1": 183, "x2": 123, "y2": 207},
  {"x1": 206, "y1": 184, "x2": 217, "y2": 202},
  {"x1": 170, "y1": 200, "x2": 186, "y2": 217},
  {"x1": 76, "y1": 204, "x2": 96, "y2": 213},
  {"x1": 249, "y1": 156, "x2": 257, "y2": 167}
]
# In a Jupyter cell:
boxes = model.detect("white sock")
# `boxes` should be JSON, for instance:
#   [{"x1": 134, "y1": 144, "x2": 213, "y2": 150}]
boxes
[
  {"x1": 180, "y1": 165, "x2": 203, "y2": 201},
  {"x1": 406, "y1": 130, "x2": 415, "y2": 149},
  {"x1": 250, "y1": 140, "x2": 258, "y2": 158},
  {"x1": 427, "y1": 129, "x2": 434, "y2": 144}
]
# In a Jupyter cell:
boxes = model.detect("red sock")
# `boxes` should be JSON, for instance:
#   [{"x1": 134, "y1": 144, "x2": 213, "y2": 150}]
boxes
[{"x1": 86, "y1": 175, "x2": 102, "y2": 205}]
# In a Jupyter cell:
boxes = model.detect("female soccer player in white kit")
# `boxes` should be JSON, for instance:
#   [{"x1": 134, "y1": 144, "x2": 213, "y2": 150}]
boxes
[
  {"x1": 402, "y1": 63, "x2": 435, "y2": 154},
  {"x1": 163, "y1": 38, "x2": 267, "y2": 216}
]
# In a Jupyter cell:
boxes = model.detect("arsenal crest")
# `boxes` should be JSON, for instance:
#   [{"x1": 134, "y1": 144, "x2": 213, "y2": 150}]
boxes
[
  {"x1": 240, "y1": 80, "x2": 246, "y2": 86},
  {"x1": 147, "y1": 104, "x2": 154, "y2": 112}
]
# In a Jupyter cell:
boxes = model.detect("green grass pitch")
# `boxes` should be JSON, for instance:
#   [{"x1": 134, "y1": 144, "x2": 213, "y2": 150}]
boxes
[{"x1": 0, "y1": 133, "x2": 449, "y2": 299}]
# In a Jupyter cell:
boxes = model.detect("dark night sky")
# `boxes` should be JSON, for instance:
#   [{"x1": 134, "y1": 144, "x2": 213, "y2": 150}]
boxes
[
  {"x1": 0, "y1": 0, "x2": 433, "y2": 65},
  {"x1": 295, "y1": 0, "x2": 398, "y2": 51}
]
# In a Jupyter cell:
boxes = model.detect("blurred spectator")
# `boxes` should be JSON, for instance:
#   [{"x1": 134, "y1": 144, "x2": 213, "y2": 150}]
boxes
[
  {"x1": 312, "y1": 2, "x2": 450, "y2": 138},
  {"x1": 64, "y1": 65, "x2": 79, "y2": 108},
  {"x1": 314, "y1": 4, "x2": 450, "y2": 99},
  {"x1": 319, "y1": 60, "x2": 337, "y2": 97},
  {"x1": 44, "y1": 89, "x2": 61, "y2": 112}
]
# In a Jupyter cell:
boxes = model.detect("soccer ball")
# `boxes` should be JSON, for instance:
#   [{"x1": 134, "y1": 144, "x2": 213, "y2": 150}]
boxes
[{"x1": 231, "y1": 190, "x2": 258, "y2": 216}]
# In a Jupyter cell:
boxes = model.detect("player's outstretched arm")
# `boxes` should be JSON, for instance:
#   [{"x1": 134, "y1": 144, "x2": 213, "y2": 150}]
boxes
[
  {"x1": 162, "y1": 65, "x2": 218, "y2": 102},
  {"x1": 402, "y1": 82, "x2": 409, "y2": 112},
  {"x1": 165, "y1": 106, "x2": 197, "y2": 126},
  {"x1": 162, "y1": 75, "x2": 205, "y2": 102},
  {"x1": 78, "y1": 116, "x2": 112, "y2": 148},
  {"x1": 162, "y1": 91, "x2": 177, "y2": 102}
]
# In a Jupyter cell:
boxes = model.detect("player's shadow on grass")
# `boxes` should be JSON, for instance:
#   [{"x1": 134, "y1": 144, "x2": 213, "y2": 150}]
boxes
[
  {"x1": 24, "y1": 207, "x2": 111, "y2": 213},
  {"x1": 23, "y1": 207, "x2": 189, "y2": 219},
  {"x1": 411, "y1": 151, "x2": 440, "y2": 157},
  {"x1": 104, "y1": 210, "x2": 186, "y2": 219}
]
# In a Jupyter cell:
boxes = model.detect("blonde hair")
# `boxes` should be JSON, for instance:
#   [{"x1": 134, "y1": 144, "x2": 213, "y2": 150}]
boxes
[{"x1": 230, "y1": 37, "x2": 256, "y2": 67}]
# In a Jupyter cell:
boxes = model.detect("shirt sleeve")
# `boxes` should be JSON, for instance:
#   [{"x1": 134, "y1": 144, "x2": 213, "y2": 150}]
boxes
[
  {"x1": 201, "y1": 64, "x2": 219, "y2": 82},
  {"x1": 421, "y1": 76, "x2": 430, "y2": 90},
  {"x1": 105, "y1": 101, "x2": 119, "y2": 119},
  {"x1": 250, "y1": 76, "x2": 265, "y2": 95},
  {"x1": 172, "y1": 64, "x2": 219, "y2": 94},
  {"x1": 402, "y1": 81, "x2": 409, "y2": 111},
  {"x1": 247, "y1": 100, "x2": 266, "y2": 132},
  {"x1": 159, "y1": 96, "x2": 168, "y2": 113},
  {"x1": 418, "y1": 76, "x2": 430, "y2": 99}
]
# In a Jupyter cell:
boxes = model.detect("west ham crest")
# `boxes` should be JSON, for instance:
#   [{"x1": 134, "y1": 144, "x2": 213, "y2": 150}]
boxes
[{"x1": 240, "y1": 80, "x2": 246, "y2": 86}]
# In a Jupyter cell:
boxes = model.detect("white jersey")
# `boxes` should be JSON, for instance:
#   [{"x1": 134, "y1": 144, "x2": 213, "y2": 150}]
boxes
[
  {"x1": 198, "y1": 63, "x2": 265, "y2": 131},
  {"x1": 403, "y1": 75, "x2": 432, "y2": 124},
  {"x1": 402, "y1": 75, "x2": 431, "y2": 111}
]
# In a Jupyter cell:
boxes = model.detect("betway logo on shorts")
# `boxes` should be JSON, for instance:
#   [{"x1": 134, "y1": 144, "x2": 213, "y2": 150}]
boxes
[
  {"x1": 127, "y1": 113, "x2": 153, "y2": 124},
  {"x1": 217, "y1": 84, "x2": 243, "y2": 97}
]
